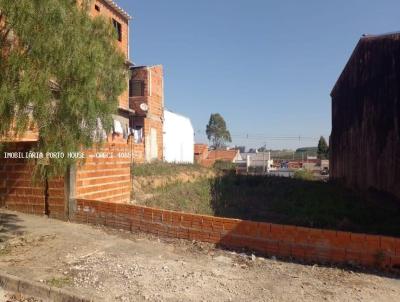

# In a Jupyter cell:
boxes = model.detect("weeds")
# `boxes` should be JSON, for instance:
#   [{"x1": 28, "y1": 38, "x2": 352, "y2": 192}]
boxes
[
  {"x1": 141, "y1": 178, "x2": 213, "y2": 216},
  {"x1": 294, "y1": 169, "x2": 316, "y2": 181},
  {"x1": 132, "y1": 161, "x2": 206, "y2": 177},
  {"x1": 0, "y1": 245, "x2": 11, "y2": 256},
  {"x1": 46, "y1": 277, "x2": 72, "y2": 288},
  {"x1": 133, "y1": 164, "x2": 400, "y2": 237}
]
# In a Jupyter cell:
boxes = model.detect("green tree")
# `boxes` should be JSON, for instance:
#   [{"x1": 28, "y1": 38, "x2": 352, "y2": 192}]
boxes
[
  {"x1": 317, "y1": 136, "x2": 329, "y2": 159},
  {"x1": 206, "y1": 113, "x2": 232, "y2": 149},
  {"x1": 0, "y1": 0, "x2": 127, "y2": 179}
]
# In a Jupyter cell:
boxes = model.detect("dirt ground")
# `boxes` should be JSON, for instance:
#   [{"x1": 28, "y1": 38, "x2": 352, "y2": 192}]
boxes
[
  {"x1": 0, "y1": 210, "x2": 399, "y2": 302},
  {"x1": 0, "y1": 288, "x2": 41, "y2": 302}
]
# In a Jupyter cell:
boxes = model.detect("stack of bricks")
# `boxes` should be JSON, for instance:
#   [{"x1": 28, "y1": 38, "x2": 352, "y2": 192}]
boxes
[{"x1": 74, "y1": 199, "x2": 400, "y2": 269}]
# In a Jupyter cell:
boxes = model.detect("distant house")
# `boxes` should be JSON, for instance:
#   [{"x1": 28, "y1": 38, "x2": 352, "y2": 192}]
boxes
[
  {"x1": 237, "y1": 152, "x2": 274, "y2": 173},
  {"x1": 194, "y1": 145, "x2": 241, "y2": 167},
  {"x1": 194, "y1": 144, "x2": 209, "y2": 163},
  {"x1": 331, "y1": 32, "x2": 400, "y2": 199},
  {"x1": 163, "y1": 110, "x2": 194, "y2": 163}
]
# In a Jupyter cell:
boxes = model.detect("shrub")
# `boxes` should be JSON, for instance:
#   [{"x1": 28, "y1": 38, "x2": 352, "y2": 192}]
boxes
[
  {"x1": 213, "y1": 160, "x2": 236, "y2": 172},
  {"x1": 293, "y1": 169, "x2": 315, "y2": 181}
]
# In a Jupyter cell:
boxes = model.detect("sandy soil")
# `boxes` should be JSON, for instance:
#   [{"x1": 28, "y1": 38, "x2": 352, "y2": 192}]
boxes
[
  {"x1": 0, "y1": 210, "x2": 399, "y2": 302},
  {"x1": 0, "y1": 289, "x2": 41, "y2": 302}
]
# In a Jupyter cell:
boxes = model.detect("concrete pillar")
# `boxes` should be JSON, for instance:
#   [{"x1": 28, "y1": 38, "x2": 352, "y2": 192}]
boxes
[{"x1": 64, "y1": 164, "x2": 77, "y2": 220}]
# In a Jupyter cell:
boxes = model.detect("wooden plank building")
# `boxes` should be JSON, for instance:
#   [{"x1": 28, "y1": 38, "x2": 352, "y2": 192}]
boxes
[{"x1": 330, "y1": 32, "x2": 400, "y2": 199}]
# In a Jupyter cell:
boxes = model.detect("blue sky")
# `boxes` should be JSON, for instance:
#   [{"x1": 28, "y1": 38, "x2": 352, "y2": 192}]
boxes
[{"x1": 117, "y1": 0, "x2": 400, "y2": 150}]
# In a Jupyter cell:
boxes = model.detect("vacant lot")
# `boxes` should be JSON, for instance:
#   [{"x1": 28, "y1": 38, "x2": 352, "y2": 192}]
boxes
[
  {"x1": 1, "y1": 210, "x2": 400, "y2": 302},
  {"x1": 132, "y1": 163, "x2": 400, "y2": 237}
]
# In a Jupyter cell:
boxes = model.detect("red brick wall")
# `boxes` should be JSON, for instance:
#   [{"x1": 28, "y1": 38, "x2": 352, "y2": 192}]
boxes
[
  {"x1": 0, "y1": 155, "x2": 66, "y2": 219},
  {"x1": 74, "y1": 0, "x2": 131, "y2": 110},
  {"x1": 75, "y1": 141, "x2": 132, "y2": 203},
  {"x1": 89, "y1": 0, "x2": 130, "y2": 110},
  {"x1": 1, "y1": 139, "x2": 133, "y2": 218},
  {"x1": 90, "y1": 0, "x2": 129, "y2": 59},
  {"x1": 129, "y1": 138, "x2": 145, "y2": 164},
  {"x1": 130, "y1": 65, "x2": 164, "y2": 162},
  {"x1": 194, "y1": 144, "x2": 209, "y2": 163},
  {"x1": 74, "y1": 199, "x2": 400, "y2": 269}
]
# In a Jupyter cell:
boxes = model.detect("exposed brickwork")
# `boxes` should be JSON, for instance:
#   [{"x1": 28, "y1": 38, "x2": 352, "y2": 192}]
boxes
[
  {"x1": 0, "y1": 158, "x2": 45, "y2": 216},
  {"x1": 76, "y1": 141, "x2": 132, "y2": 204},
  {"x1": 1, "y1": 0, "x2": 132, "y2": 144},
  {"x1": 196, "y1": 149, "x2": 240, "y2": 168},
  {"x1": 0, "y1": 130, "x2": 38, "y2": 143},
  {"x1": 73, "y1": 199, "x2": 400, "y2": 269},
  {"x1": 194, "y1": 144, "x2": 209, "y2": 163},
  {"x1": 0, "y1": 144, "x2": 66, "y2": 219},
  {"x1": 90, "y1": 0, "x2": 129, "y2": 59},
  {"x1": 0, "y1": 1, "x2": 134, "y2": 211},
  {"x1": 128, "y1": 138, "x2": 145, "y2": 164},
  {"x1": 129, "y1": 65, "x2": 164, "y2": 162},
  {"x1": 1, "y1": 138, "x2": 133, "y2": 218},
  {"x1": 89, "y1": 0, "x2": 130, "y2": 110}
]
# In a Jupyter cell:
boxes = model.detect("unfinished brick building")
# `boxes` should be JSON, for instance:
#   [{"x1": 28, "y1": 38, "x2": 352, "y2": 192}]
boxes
[
  {"x1": 129, "y1": 65, "x2": 164, "y2": 163},
  {"x1": 0, "y1": 1, "x2": 140, "y2": 217},
  {"x1": 330, "y1": 32, "x2": 400, "y2": 200}
]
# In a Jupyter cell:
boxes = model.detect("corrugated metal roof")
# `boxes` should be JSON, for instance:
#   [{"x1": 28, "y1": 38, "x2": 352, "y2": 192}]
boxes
[{"x1": 103, "y1": 0, "x2": 132, "y2": 20}]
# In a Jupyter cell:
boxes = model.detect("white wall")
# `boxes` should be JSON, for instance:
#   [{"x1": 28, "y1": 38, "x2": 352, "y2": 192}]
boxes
[{"x1": 163, "y1": 110, "x2": 194, "y2": 163}]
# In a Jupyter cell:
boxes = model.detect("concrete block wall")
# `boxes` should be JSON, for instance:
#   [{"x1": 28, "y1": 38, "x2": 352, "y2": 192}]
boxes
[{"x1": 73, "y1": 199, "x2": 400, "y2": 269}]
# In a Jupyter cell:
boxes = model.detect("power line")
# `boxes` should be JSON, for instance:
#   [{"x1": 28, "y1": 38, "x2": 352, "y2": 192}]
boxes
[{"x1": 195, "y1": 130, "x2": 320, "y2": 142}]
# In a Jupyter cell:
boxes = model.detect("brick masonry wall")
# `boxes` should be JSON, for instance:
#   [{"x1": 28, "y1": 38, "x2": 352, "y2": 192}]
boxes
[
  {"x1": 74, "y1": 199, "x2": 400, "y2": 269},
  {"x1": 194, "y1": 144, "x2": 209, "y2": 164},
  {"x1": 129, "y1": 139, "x2": 145, "y2": 164},
  {"x1": 0, "y1": 158, "x2": 45, "y2": 216},
  {"x1": 0, "y1": 156, "x2": 66, "y2": 219},
  {"x1": 75, "y1": 141, "x2": 132, "y2": 203},
  {"x1": 130, "y1": 65, "x2": 164, "y2": 162},
  {"x1": 90, "y1": 0, "x2": 129, "y2": 59},
  {"x1": 89, "y1": 0, "x2": 130, "y2": 110},
  {"x1": 1, "y1": 139, "x2": 133, "y2": 218}
]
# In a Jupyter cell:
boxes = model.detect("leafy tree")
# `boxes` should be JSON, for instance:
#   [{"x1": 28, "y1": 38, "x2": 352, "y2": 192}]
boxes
[
  {"x1": 0, "y1": 0, "x2": 127, "y2": 179},
  {"x1": 206, "y1": 113, "x2": 231, "y2": 149},
  {"x1": 317, "y1": 136, "x2": 329, "y2": 159}
]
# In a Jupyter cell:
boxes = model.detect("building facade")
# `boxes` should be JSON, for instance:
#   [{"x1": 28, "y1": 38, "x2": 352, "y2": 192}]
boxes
[
  {"x1": 163, "y1": 110, "x2": 194, "y2": 163},
  {"x1": 330, "y1": 32, "x2": 400, "y2": 200},
  {"x1": 1, "y1": 0, "x2": 135, "y2": 215},
  {"x1": 129, "y1": 65, "x2": 164, "y2": 163}
]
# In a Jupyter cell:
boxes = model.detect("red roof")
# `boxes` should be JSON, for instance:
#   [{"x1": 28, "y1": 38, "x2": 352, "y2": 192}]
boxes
[{"x1": 206, "y1": 150, "x2": 238, "y2": 162}]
